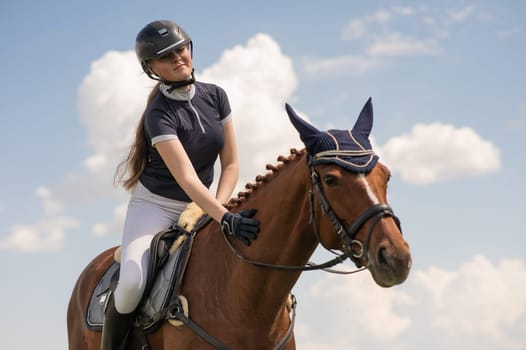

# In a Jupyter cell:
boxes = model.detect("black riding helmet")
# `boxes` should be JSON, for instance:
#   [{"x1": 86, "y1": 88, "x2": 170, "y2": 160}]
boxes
[{"x1": 135, "y1": 20, "x2": 195, "y2": 89}]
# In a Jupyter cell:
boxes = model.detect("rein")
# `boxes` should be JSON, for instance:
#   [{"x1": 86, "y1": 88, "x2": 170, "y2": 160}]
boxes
[{"x1": 222, "y1": 166, "x2": 401, "y2": 273}]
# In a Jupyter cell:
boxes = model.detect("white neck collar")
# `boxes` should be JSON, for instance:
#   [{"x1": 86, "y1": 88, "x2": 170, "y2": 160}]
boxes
[{"x1": 159, "y1": 83, "x2": 195, "y2": 101}]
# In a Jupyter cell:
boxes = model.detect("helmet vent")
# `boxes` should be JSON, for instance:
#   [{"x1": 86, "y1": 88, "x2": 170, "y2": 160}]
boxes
[{"x1": 158, "y1": 28, "x2": 169, "y2": 37}]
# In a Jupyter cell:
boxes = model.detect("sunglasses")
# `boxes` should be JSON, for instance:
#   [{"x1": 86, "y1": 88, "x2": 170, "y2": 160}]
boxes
[{"x1": 157, "y1": 45, "x2": 189, "y2": 62}]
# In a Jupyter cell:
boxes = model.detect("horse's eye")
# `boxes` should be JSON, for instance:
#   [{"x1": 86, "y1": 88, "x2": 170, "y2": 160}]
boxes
[{"x1": 323, "y1": 175, "x2": 339, "y2": 187}]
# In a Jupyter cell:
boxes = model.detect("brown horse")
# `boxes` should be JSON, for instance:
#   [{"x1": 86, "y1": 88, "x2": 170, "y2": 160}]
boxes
[{"x1": 67, "y1": 100, "x2": 411, "y2": 349}]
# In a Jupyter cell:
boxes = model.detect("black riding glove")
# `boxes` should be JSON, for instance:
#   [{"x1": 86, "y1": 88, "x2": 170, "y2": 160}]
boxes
[{"x1": 221, "y1": 209, "x2": 260, "y2": 246}]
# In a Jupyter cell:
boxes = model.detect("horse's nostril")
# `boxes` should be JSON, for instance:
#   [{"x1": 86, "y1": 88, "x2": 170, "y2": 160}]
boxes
[{"x1": 378, "y1": 247, "x2": 389, "y2": 265}]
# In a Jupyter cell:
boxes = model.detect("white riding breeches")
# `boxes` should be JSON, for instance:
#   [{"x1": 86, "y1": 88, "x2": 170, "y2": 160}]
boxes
[{"x1": 113, "y1": 181, "x2": 188, "y2": 314}]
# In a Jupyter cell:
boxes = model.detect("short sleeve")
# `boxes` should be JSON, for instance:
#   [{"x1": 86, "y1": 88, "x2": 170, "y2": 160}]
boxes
[
  {"x1": 215, "y1": 86, "x2": 232, "y2": 124},
  {"x1": 144, "y1": 106, "x2": 179, "y2": 146}
]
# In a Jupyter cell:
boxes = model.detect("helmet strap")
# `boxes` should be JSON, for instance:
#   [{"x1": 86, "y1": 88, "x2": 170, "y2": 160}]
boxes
[
  {"x1": 166, "y1": 69, "x2": 195, "y2": 93},
  {"x1": 142, "y1": 62, "x2": 195, "y2": 92}
]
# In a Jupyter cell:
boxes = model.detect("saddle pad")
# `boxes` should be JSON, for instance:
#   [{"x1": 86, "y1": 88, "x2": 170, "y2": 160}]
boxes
[
  {"x1": 85, "y1": 234, "x2": 193, "y2": 332},
  {"x1": 86, "y1": 262, "x2": 120, "y2": 330}
]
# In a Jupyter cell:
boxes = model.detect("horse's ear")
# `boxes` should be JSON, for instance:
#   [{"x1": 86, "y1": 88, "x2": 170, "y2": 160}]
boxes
[
  {"x1": 286, "y1": 103, "x2": 320, "y2": 142},
  {"x1": 352, "y1": 97, "x2": 374, "y2": 137}
]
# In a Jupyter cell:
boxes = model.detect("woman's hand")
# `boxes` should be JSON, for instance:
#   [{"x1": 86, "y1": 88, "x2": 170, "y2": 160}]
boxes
[{"x1": 220, "y1": 209, "x2": 260, "y2": 246}]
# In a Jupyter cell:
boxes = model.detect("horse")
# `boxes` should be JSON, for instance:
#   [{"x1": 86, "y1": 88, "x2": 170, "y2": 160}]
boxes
[{"x1": 67, "y1": 99, "x2": 412, "y2": 349}]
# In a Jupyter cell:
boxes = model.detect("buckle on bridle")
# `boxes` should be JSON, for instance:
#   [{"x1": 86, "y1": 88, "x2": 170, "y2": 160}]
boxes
[
  {"x1": 350, "y1": 239, "x2": 365, "y2": 258},
  {"x1": 310, "y1": 170, "x2": 319, "y2": 184}
]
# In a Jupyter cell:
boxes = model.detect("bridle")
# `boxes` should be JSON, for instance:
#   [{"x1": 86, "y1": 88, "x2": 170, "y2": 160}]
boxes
[
  {"x1": 307, "y1": 166, "x2": 402, "y2": 268},
  {"x1": 223, "y1": 165, "x2": 402, "y2": 272}
]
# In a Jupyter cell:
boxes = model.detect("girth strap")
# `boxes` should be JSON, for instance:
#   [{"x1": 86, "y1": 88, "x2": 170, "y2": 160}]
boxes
[
  {"x1": 168, "y1": 295, "x2": 297, "y2": 350},
  {"x1": 170, "y1": 307, "x2": 229, "y2": 350}
]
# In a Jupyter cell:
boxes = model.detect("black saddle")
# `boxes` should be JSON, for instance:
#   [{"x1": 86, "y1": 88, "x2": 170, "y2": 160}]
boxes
[{"x1": 86, "y1": 215, "x2": 212, "y2": 334}]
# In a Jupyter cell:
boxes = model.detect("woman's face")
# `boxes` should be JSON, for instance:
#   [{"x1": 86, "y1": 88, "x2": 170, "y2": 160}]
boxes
[{"x1": 150, "y1": 45, "x2": 193, "y2": 82}]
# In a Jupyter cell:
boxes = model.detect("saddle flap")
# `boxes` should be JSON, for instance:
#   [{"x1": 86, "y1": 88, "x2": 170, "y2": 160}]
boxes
[
  {"x1": 86, "y1": 262, "x2": 120, "y2": 331},
  {"x1": 137, "y1": 233, "x2": 194, "y2": 333},
  {"x1": 85, "y1": 226, "x2": 195, "y2": 332}
]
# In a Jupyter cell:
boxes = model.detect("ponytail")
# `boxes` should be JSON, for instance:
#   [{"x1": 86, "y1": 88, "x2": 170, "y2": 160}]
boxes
[{"x1": 114, "y1": 83, "x2": 160, "y2": 190}]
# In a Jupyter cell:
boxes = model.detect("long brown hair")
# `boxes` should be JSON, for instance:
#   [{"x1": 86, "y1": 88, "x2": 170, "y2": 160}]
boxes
[{"x1": 114, "y1": 82, "x2": 161, "y2": 191}]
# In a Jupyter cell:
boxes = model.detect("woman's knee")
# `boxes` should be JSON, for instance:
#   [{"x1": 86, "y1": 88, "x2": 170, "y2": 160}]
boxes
[{"x1": 114, "y1": 263, "x2": 147, "y2": 313}]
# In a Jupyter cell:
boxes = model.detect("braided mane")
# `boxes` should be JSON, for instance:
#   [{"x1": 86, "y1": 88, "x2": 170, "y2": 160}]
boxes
[{"x1": 226, "y1": 148, "x2": 306, "y2": 209}]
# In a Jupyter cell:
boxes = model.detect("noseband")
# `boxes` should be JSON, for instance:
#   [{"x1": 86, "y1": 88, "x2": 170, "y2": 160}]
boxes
[{"x1": 308, "y1": 167, "x2": 402, "y2": 268}]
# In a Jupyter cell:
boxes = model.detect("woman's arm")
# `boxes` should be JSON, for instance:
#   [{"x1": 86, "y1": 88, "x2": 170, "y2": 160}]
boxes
[
  {"x1": 215, "y1": 119, "x2": 239, "y2": 204},
  {"x1": 158, "y1": 126, "x2": 259, "y2": 245},
  {"x1": 155, "y1": 139, "x2": 228, "y2": 223}
]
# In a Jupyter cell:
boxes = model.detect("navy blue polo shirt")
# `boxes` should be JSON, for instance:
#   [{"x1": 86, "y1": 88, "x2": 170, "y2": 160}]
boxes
[{"x1": 139, "y1": 81, "x2": 231, "y2": 201}]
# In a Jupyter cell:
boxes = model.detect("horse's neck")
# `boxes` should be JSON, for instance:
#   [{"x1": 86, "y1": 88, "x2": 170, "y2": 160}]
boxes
[
  {"x1": 186, "y1": 152, "x2": 317, "y2": 327},
  {"x1": 234, "y1": 155, "x2": 316, "y2": 296}
]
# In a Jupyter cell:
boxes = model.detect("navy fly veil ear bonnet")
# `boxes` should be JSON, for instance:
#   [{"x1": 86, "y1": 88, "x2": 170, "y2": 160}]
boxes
[{"x1": 286, "y1": 97, "x2": 379, "y2": 173}]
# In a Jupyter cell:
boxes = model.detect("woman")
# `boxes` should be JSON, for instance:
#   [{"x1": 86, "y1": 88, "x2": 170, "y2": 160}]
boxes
[{"x1": 101, "y1": 20, "x2": 259, "y2": 350}]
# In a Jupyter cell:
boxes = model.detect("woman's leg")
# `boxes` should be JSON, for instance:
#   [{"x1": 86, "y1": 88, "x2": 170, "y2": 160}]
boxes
[
  {"x1": 101, "y1": 183, "x2": 186, "y2": 349},
  {"x1": 114, "y1": 182, "x2": 187, "y2": 313}
]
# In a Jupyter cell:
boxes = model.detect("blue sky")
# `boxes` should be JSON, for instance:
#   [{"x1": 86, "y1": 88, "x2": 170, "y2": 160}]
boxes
[{"x1": 1, "y1": 1, "x2": 525, "y2": 349}]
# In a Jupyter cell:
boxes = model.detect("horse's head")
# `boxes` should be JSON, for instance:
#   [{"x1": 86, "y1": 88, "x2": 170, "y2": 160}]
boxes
[{"x1": 286, "y1": 99, "x2": 411, "y2": 287}]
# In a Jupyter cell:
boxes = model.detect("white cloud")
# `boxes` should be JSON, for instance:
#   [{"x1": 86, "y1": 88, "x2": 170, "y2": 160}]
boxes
[
  {"x1": 376, "y1": 122, "x2": 501, "y2": 185},
  {"x1": 342, "y1": 6, "x2": 416, "y2": 41},
  {"x1": 367, "y1": 9, "x2": 393, "y2": 24},
  {"x1": 0, "y1": 186, "x2": 79, "y2": 252},
  {"x1": 35, "y1": 186, "x2": 63, "y2": 215},
  {"x1": 198, "y1": 33, "x2": 303, "y2": 183},
  {"x1": 367, "y1": 32, "x2": 442, "y2": 57},
  {"x1": 310, "y1": 273, "x2": 414, "y2": 341},
  {"x1": 320, "y1": 7, "x2": 441, "y2": 77},
  {"x1": 83, "y1": 153, "x2": 108, "y2": 174},
  {"x1": 413, "y1": 255, "x2": 526, "y2": 348},
  {"x1": 341, "y1": 19, "x2": 367, "y2": 40},
  {"x1": 496, "y1": 26, "x2": 521, "y2": 39},
  {"x1": 31, "y1": 50, "x2": 153, "y2": 242},
  {"x1": 340, "y1": 8, "x2": 403, "y2": 42},
  {"x1": 393, "y1": 6, "x2": 415, "y2": 16},
  {"x1": 78, "y1": 50, "x2": 153, "y2": 156},
  {"x1": 48, "y1": 50, "x2": 152, "y2": 205},
  {"x1": 331, "y1": 5, "x2": 491, "y2": 76},
  {"x1": 77, "y1": 50, "x2": 154, "y2": 178},
  {"x1": 302, "y1": 54, "x2": 383, "y2": 77},
  {"x1": 447, "y1": 5, "x2": 477, "y2": 22},
  {"x1": 296, "y1": 255, "x2": 526, "y2": 350},
  {"x1": 0, "y1": 217, "x2": 79, "y2": 252}
]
